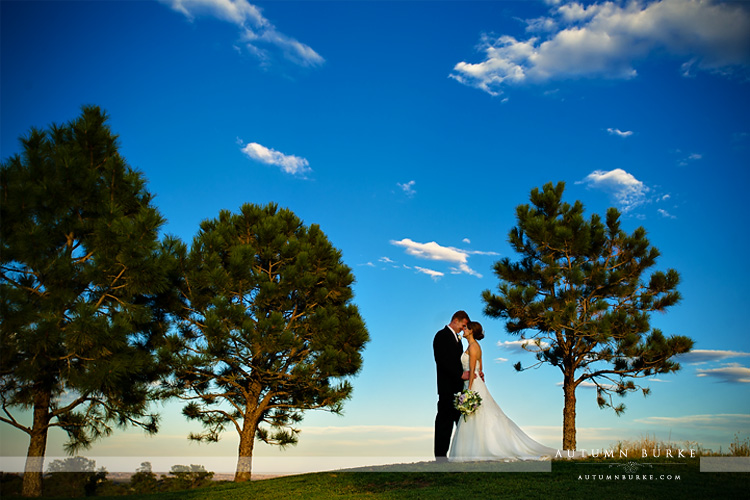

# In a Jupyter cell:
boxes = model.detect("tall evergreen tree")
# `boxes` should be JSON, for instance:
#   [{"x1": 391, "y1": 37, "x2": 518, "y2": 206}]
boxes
[
  {"x1": 169, "y1": 203, "x2": 369, "y2": 482},
  {"x1": 0, "y1": 107, "x2": 173, "y2": 497},
  {"x1": 482, "y1": 182, "x2": 693, "y2": 450}
]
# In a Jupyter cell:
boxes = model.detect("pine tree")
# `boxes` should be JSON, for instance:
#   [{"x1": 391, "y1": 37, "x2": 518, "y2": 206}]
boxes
[
  {"x1": 169, "y1": 203, "x2": 369, "y2": 482},
  {"x1": 0, "y1": 107, "x2": 173, "y2": 497},
  {"x1": 482, "y1": 182, "x2": 693, "y2": 450}
]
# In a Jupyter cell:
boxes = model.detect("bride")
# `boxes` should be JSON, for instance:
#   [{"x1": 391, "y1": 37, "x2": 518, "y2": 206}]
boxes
[{"x1": 449, "y1": 321, "x2": 558, "y2": 461}]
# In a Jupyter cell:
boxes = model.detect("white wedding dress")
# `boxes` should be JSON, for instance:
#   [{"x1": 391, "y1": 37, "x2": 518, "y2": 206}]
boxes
[{"x1": 449, "y1": 351, "x2": 558, "y2": 461}]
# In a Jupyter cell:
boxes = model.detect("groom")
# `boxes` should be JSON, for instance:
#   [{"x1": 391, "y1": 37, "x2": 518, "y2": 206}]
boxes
[{"x1": 433, "y1": 310, "x2": 470, "y2": 461}]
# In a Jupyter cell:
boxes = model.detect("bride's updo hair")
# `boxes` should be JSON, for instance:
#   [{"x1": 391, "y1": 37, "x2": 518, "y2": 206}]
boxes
[{"x1": 469, "y1": 321, "x2": 484, "y2": 341}]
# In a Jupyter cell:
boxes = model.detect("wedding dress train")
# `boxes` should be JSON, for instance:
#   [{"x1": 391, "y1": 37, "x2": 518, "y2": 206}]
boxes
[{"x1": 449, "y1": 352, "x2": 558, "y2": 461}]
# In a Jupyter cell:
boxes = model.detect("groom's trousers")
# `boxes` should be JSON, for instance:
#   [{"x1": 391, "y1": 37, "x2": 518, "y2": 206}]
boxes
[{"x1": 434, "y1": 395, "x2": 461, "y2": 458}]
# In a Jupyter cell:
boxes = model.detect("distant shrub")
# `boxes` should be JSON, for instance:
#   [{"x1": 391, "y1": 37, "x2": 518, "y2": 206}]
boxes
[
  {"x1": 162, "y1": 464, "x2": 215, "y2": 491},
  {"x1": 1, "y1": 460, "x2": 220, "y2": 497},
  {"x1": 44, "y1": 457, "x2": 108, "y2": 497},
  {"x1": 129, "y1": 461, "x2": 160, "y2": 493},
  {"x1": 609, "y1": 434, "x2": 711, "y2": 457},
  {"x1": 729, "y1": 434, "x2": 750, "y2": 457}
]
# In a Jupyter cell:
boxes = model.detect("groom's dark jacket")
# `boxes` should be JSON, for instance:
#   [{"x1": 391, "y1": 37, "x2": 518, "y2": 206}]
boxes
[{"x1": 433, "y1": 326, "x2": 464, "y2": 396}]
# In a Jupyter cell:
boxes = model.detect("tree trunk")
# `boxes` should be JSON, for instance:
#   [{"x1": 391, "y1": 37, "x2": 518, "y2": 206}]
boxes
[
  {"x1": 234, "y1": 422, "x2": 257, "y2": 482},
  {"x1": 22, "y1": 388, "x2": 52, "y2": 498},
  {"x1": 562, "y1": 370, "x2": 577, "y2": 451}
]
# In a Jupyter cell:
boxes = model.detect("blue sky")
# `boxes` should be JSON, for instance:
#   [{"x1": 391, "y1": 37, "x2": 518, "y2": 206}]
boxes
[{"x1": 2, "y1": 0, "x2": 750, "y2": 474}]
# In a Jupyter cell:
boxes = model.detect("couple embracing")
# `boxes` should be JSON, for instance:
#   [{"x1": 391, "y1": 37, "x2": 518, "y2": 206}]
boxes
[{"x1": 433, "y1": 310, "x2": 557, "y2": 462}]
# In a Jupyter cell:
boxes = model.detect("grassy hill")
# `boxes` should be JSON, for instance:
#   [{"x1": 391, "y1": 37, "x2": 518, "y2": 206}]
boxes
[{"x1": 7, "y1": 457, "x2": 746, "y2": 500}]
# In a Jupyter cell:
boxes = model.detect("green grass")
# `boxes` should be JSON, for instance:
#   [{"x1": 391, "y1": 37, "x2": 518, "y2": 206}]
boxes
[{"x1": 9, "y1": 457, "x2": 746, "y2": 500}]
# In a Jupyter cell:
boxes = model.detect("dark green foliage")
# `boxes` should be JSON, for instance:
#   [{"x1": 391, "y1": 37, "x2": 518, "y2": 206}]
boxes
[
  {"x1": 0, "y1": 106, "x2": 175, "y2": 496},
  {"x1": 127, "y1": 462, "x2": 218, "y2": 494},
  {"x1": 167, "y1": 203, "x2": 369, "y2": 481},
  {"x1": 0, "y1": 461, "x2": 222, "y2": 498},
  {"x1": 482, "y1": 182, "x2": 693, "y2": 449},
  {"x1": 164, "y1": 464, "x2": 215, "y2": 490},
  {"x1": 128, "y1": 462, "x2": 159, "y2": 494},
  {"x1": 46, "y1": 456, "x2": 100, "y2": 474}
]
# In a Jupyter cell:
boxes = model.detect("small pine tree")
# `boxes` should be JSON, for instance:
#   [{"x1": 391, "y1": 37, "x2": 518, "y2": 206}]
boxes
[
  {"x1": 482, "y1": 182, "x2": 693, "y2": 450},
  {"x1": 169, "y1": 203, "x2": 369, "y2": 481},
  {"x1": 0, "y1": 107, "x2": 174, "y2": 497}
]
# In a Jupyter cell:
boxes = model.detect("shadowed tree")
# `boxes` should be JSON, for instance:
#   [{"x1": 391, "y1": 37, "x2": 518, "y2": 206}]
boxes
[
  {"x1": 44, "y1": 456, "x2": 108, "y2": 497},
  {"x1": 482, "y1": 182, "x2": 693, "y2": 450},
  {"x1": 169, "y1": 203, "x2": 369, "y2": 482},
  {"x1": 0, "y1": 107, "x2": 174, "y2": 497},
  {"x1": 128, "y1": 462, "x2": 159, "y2": 494}
]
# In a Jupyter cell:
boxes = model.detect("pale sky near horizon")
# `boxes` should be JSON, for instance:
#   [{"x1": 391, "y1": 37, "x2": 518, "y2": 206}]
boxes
[{"x1": 1, "y1": 0, "x2": 749, "y2": 474}]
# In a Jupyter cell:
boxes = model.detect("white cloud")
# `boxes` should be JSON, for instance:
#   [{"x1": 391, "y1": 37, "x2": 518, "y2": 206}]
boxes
[
  {"x1": 657, "y1": 208, "x2": 676, "y2": 219},
  {"x1": 607, "y1": 127, "x2": 634, "y2": 138},
  {"x1": 160, "y1": 0, "x2": 324, "y2": 67},
  {"x1": 392, "y1": 239, "x2": 467, "y2": 263},
  {"x1": 557, "y1": 1, "x2": 603, "y2": 22},
  {"x1": 498, "y1": 339, "x2": 551, "y2": 354},
  {"x1": 450, "y1": 34, "x2": 533, "y2": 96},
  {"x1": 414, "y1": 266, "x2": 444, "y2": 281},
  {"x1": 163, "y1": 0, "x2": 262, "y2": 24},
  {"x1": 525, "y1": 16, "x2": 559, "y2": 33},
  {"x1": 577, "y1": 168, "x2": 649, "y2": 212},
  {"x1": 462, "y1": 238, "x2": 471, "y2": 244},
  {"x1": 677, "y1": 349, "x2": 750, "y2": 364},
  {"x1": 390, "y1": 238, "x2": 483, "y2": 277},
  {"x1": 696, "y1": 363, "x2": 750, "y2": 383},
  {"x1": 397, "y1": 180, "x2": 416, "y2": 197},
  {"x1": 452, "y1": 0, "x2": 750, "y2": 96},
  {"x1": 557, "y1": 380, "x2": 618, "y2": 390},
  {"x1": 379, "y1": 256, "x2": 396, "y2": 264},
  {"x1": 636, "y1": 413, "x2": 750, "y2": 427},
  {"x1": 678, "y1": 152, "x2": 703, "y2": 166},
  {"x1": 302, "y1": 425, "x2": 433, "y2": 436},
  {"x1": 466, "y1": 249, "x2": 501, "y2": 257},
  {"x1": 239, "y1": 141, "x2": 311, "y2": 176}
]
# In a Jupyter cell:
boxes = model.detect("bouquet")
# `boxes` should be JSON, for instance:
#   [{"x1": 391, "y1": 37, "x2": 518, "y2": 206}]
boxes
[{"x1": 454, "y1": 389, "x2": 482, "y2": 421}]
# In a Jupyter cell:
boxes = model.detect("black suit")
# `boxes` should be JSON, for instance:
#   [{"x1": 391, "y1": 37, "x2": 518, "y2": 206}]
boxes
[{"x1": 433, "y1": 325, "x2": 464, "y2": 459}]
